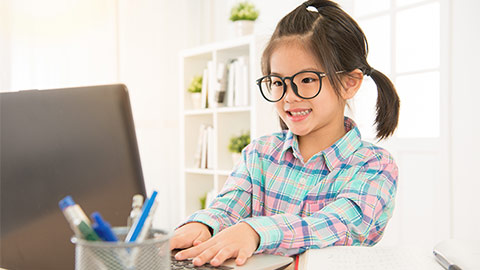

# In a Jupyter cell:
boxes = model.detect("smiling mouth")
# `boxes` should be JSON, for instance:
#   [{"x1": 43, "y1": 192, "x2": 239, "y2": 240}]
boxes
[{"x1": 287, "y1": 109, "x2": 312, "y2": 116}]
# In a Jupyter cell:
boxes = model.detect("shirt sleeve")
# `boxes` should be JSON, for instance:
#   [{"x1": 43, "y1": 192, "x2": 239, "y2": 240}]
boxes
[
  {"x1": 241, "y1": 152, "x2": 398, "y2": 256},
  {"x1": 180, "y1": 146, "x2": 254, "y2": 235}
]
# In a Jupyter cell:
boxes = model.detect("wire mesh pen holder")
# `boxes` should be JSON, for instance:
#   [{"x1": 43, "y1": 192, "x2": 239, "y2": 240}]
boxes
[{"x1": 71, "y1": 227, "x2": 171, "y2": 270}]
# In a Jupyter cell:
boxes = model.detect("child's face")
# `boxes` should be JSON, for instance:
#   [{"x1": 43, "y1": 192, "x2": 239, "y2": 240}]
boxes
[{"x1": 270, "y1": 41, "x2": 346, "y2": 137}]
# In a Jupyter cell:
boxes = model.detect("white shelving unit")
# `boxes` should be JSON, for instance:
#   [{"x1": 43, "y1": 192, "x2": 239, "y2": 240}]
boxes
[{"x1": 179, "y1": 35, "x2": 279, "y2": 218}]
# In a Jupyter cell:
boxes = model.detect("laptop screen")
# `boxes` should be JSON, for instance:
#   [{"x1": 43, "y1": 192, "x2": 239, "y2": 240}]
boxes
[{"x1": 0, "y1": 84, "x2": 146, "y2": 270}]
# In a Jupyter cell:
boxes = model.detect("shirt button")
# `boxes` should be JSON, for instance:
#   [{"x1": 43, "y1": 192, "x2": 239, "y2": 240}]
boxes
[{"x1": 300, "y1": 178, "x2": 306, "y2": 185}]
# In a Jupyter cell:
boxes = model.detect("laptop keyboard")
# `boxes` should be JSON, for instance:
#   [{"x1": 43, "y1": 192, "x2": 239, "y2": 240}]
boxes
[{"x1": 171, "y1": 256, "x2": 234, "y2": 270}]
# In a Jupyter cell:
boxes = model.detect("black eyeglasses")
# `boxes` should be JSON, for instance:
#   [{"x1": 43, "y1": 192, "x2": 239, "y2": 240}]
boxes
[{"x1": 256, "y1": 70, "x2": 332, "y2": 102}]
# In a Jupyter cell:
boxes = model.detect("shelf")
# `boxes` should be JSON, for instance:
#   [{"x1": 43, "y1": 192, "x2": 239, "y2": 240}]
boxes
[
  {"x1": 216, "y1": 106, "x2": 251, "y2": 114},
  {"x1": 184, "y1": 109, "x2": 214, "y2": 116},
  {"x1": 185, "y1": 168, "x2": 215, "y2": 175},
  {"x1": 180, "y1": 35, "x2": 277, "y2": 218},
  {"x1": 183, "y1": 106, "x2": 251, "y2": 116},
  {"x1": 184, "y1": 168, "x2": 232, "y2": 177}
]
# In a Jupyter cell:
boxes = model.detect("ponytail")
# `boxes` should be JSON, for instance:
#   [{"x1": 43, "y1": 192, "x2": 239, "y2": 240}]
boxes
[{"x1": 368, "y1": 68, "x2": 400, "y2": 140}]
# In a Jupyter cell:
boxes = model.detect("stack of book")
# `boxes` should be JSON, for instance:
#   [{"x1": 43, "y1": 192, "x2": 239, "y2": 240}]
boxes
[
  {"x1": 193, "y1": 124, "x2": 214, "y2": 169},
  {"x1": 199, "y1": 56, "x2": 249, "y2": 109}
]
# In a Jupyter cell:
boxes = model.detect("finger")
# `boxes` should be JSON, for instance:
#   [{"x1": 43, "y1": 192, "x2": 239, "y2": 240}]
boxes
[
  {"x1": 175, "y1": 239, "x2": 214, "y2": 260},
  {"x1": 235, "y1": 249, "x2": 252, "y2": 266},
  {"x1": 192, "y1": 245, "x2": 220, "y2": 266},
  {"x1": 170, "y1": 236, "x2": 187, "y2": 251},
  {"x1": 192, "y1": 230, "x2": 211, "y2": 246},
  {"x1": 210, "y1": 246, "x2": 235, "y2": 266},
  {"x1": 193, "y1": 239, "x2": 204, "y2": 246}
]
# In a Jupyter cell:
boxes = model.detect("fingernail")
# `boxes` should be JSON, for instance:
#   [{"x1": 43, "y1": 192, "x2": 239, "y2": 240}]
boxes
[
  {"x1": 211, "y1": 259, "x2": 219, "y2": 265},
  {"x1": 192, "y1": 257, "x2": 201, "y2": 265},
  {"x1": 175, "y1": 253, "x2": 182, "y2": 260}
]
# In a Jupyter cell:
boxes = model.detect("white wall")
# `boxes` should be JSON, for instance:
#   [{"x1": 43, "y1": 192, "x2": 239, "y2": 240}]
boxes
[
  {"x1": 1, "y1": 0, "x2": 118, "y2": 91},
  {"x1": 116, "y1": 0, "x2": 189, "y2": 230},
  {"x1": 450, "y1": 0, "x2": 480, "y2": 239}
]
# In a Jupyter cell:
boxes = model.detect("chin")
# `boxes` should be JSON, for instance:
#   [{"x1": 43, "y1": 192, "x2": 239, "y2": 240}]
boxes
[{"x1": 287, "y1": 125, "x2": 310, "y2": 136}]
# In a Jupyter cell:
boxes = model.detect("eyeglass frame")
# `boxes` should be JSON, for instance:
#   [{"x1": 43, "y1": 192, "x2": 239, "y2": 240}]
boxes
[{"x1": 256, "y1": 70, "x2": 344, "y2": 103}]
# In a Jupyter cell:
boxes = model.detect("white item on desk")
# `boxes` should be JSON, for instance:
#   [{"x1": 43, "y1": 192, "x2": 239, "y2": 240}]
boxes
[{"x1": 298, "y1": 246, "x2": 443, "y2": 270}]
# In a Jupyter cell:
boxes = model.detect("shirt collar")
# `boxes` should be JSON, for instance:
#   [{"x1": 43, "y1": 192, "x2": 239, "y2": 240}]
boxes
[
  {"x1": 322, "y1": 117, "x2": 362, "y2": 171},
  {"x1": 279, "y1": 117, "x2": 362, "y2": 170}
]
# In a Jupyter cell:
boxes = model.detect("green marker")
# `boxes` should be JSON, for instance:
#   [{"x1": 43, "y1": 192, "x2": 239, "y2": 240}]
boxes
[{"x1": 77, "y1": 220, "x2": 100, "y2": 241}]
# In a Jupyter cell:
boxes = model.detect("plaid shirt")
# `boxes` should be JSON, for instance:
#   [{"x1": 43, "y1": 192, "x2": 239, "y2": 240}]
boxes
[{"x1": 184, "y1": 117, "x2": 398, "y2": 256}]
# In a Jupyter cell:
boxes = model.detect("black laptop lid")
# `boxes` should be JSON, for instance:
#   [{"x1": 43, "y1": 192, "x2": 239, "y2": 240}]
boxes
[{"x1": 0, "y1": 84, "x2": 146, "y2": 270}]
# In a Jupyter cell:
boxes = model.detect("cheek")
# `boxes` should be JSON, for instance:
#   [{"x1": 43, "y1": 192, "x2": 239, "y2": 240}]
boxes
[{"x1": 275, "y1": 102, "x2": 285, "y2": 116}]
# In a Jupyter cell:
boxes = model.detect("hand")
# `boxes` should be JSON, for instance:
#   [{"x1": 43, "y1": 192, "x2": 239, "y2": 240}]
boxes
[
  {"x1": 174, "y1": 222, "x2": 260, "y2": 267},
  {"x1": 170, "y1": 222, "x2": 212, "y2": 250}
]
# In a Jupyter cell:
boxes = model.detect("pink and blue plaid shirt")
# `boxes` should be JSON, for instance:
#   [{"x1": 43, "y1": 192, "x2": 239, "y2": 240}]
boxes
[{"x1": 184, "y1": 117, "x2": 398, "y2": 256}]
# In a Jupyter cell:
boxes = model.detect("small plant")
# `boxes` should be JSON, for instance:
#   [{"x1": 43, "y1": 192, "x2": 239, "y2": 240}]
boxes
[
  {"x1": 230, "y1": 2, "x2": 259, "y2": 22},
  {"x1": 199, "y1": 193, "x2": 207, "y2": 209},
  {"x1": 187, "y1": 75, "x2": 202, "y2": 93},
  {"x1": 228, "y1": 131, "x2": 250, "y2": 153}
]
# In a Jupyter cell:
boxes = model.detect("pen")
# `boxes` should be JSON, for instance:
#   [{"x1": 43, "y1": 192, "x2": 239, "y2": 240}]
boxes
[
  {"x1": 433, "y1": 250, "x2": 462, "y2": 270},
  {"x1": 125, "y1": 190, "x2": 158, "y2": 242},
  {"x1": 136, "y1": 201, "x2": 158, "y2": 242},
  {"x1": 91, "y1": 212, "x2": 118, "y2": 242},
  {"x1": 127, "y1": 194, "x2": 144, "y2": 228},
  {"x1": 59, "y1": 196, "x2": 94, "y2": 239}
]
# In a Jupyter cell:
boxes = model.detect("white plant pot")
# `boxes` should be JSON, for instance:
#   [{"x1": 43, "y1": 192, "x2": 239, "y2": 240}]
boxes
[
  {"x1": 190, "y1": 92, "x2": 202, "y2": 110},
  {"x1": 231, "y1": 152, "x2": 242, "y2": 166},
  {"x1": 234, "y1": 20, "x2": 254, "y2": 37}
]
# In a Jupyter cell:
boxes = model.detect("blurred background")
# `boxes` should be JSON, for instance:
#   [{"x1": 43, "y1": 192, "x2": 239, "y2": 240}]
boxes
[{"x1": 1, "y1": 0, "x2": 479, "y2": 249}]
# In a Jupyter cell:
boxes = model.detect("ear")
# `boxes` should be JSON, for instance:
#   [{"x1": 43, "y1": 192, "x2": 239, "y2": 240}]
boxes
[{"x1": 341, "y1": 69, "x2": 363, "y2": 100}]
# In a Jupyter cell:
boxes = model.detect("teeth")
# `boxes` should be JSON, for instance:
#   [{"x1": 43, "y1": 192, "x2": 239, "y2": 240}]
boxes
[{"x1": 290, "y1": 110, "x2": 311, "y2": 116}]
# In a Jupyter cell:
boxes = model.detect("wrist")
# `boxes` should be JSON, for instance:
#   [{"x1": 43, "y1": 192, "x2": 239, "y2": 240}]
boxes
[{"x1": 240, "y1": 222, "x2": 260, "y2": 249}]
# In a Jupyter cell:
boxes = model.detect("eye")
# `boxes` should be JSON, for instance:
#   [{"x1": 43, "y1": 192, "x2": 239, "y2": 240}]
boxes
[
  {"x1": 272, "y1": 78, "x2": 284, "y2": 87},
  {"x1": 301, "y1": 77, "x2": 317, "y2": 84}
]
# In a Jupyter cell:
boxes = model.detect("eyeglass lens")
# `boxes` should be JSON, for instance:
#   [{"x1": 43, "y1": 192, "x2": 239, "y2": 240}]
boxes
[{"x1": 259, "y1": 71, "x2": 322, "y2": 102}]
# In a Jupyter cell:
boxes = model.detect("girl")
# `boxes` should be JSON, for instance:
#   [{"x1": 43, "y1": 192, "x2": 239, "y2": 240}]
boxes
[{"x1": 171, "y1": 0, "x2": 400, "y2": 267}]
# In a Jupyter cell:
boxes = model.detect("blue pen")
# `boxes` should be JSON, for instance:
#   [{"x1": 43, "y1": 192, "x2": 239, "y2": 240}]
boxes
[
  {"x1": 91, "y1": 212, "x2": 118, "y2": 242},
  {"x1": 125, "y1": 190, "x2": 158, "y2": 242}
]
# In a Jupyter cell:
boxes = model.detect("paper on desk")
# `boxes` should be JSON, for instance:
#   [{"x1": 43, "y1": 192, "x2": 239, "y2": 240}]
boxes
[{"x1": 298, "y1": 246, "x2": 443, "y2": 270}]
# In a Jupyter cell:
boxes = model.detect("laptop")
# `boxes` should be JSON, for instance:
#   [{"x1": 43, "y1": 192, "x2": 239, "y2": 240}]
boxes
[
  {"x1": 0, "y1": 84, "x2": 293, "y2": 270},
  {"x1": 0, "y1": 84, "x2": 146, "y2": 270},
  {"x1": 171, "y1": 250, "x2": 293, "y2": 270}
]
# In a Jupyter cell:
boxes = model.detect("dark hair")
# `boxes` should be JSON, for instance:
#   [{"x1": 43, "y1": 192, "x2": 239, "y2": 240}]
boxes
[{"x1": 262, "y1": 0, "x2": 400, "y2": 140}]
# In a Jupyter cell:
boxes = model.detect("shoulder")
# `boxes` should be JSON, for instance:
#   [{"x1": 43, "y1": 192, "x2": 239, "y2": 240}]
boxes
[
  {"x1": 353, "y1": 141, "x2": 398, "y2": 179},
  {"x1": 244, "y1": 131, "x2": 288, "y2": 157},
  {"x1": 356, "y1": 141, "x2": 395, "y2": 164}
]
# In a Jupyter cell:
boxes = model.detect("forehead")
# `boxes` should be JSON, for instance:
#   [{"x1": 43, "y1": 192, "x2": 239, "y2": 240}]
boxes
[{"x1": 269, "y1": 39, "x2": 323, "y2": 75}]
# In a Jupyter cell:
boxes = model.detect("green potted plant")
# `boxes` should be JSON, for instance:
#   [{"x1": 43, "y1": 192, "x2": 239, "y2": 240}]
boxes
[
  {"x1": 187, "y1": 75, "x2": 202, "y2": 109},
  {"x1": 229, "y1": 1, "x2": 259, "y2": 36},
  {"x1": 228, "y1": 131, "x2": 250, "y2": 165}
]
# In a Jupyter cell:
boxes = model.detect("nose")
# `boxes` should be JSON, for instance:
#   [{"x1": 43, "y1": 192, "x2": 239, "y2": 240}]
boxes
[{"x1": 283, "y1": 79, "x2": 302, "y2": 103}]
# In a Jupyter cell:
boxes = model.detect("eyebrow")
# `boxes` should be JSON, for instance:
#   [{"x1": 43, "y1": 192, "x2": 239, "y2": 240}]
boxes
[{"x1": 270, "y1": 68, "x2": 322, "y2": 76}]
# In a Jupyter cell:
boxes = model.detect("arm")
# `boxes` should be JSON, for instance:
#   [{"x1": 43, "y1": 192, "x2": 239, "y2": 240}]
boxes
[
  {"x1": 242, "y1": 155, "x2": 398, "y2": 256},
  {"x1": 179, "y1": 145, "x2": 255, "y2": 235}
]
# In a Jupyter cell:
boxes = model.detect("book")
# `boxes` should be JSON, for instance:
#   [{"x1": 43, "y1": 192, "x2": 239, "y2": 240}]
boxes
[
  {"x1": 215, "y1": 62, "x2": 227, "y2": 106},
  {"x1": 193, "y1": 124, "x2": 206, "y2": 168},
  {"x1": 200, "y1": 125, "x2": 208, "y2": 169},
  {"x1": 234, "y1": 56, "x2": 249, "y2": 107},
  {"x1": 206, "y1": 126, "x2": 214, "y2": 169},
  {"x1": 201, "y1": 68, "x2": 208, "y2": 109},
  {"x1": 207, "y1": 61, "x2": 216, "y2": 108},
  {"x1": 226, "y1": 59, "x2": 236, "y2": 107},
  {"x1": 298, "y1": 246, "x2": 442, "y2": 270}
]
